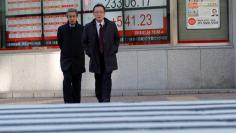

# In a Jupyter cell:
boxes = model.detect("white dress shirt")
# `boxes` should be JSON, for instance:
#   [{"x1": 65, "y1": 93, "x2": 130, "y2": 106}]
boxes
[{"x1": 96, "y1": 20, "x2": 105, "y2": 37}]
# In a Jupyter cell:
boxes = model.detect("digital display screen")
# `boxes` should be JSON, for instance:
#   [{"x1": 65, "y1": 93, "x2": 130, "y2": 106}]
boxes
[
  {"x1": 83, "y1": 0, "x2": 166, "y2": 11},
  {"x1": 6, "y1": 0, "x2": 41, "y2": 16},
  {"x1": 6, "y1": 16, "x2": 42, "y2": 47},
  {"x1": 4, "y1": 0, "x2": 169, "y2": 47},
  {"x1": 43, "y1": 0, "x2": 81, "y2": 14}
]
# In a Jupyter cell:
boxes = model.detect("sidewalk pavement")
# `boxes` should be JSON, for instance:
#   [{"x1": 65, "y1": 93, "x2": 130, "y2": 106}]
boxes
[{"x1": 1, "y1": 93, "x2": 236, "y2": 104}]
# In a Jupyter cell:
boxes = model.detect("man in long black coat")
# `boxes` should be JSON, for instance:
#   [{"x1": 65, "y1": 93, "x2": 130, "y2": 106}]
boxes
[
  {"x1": 82, "y1": 4, "x2": 120, "y2": 103},
  {"x1": 57, "y1": 8, "x2": 85, "y2": 103}
]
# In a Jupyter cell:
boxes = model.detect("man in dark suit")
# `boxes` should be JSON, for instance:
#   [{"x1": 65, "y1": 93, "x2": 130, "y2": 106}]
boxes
[
  {"x1": 82, "y1": 4, "x2": 120, "y2": 103},
  {"x1": 57, "y1": 8, "x2": 85, "y2": 103}
]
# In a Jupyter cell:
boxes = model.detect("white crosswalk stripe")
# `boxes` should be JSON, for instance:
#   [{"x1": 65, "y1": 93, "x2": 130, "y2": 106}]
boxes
[{"x1": 1, "y1": 100, "x2": 236, "y2": 133}]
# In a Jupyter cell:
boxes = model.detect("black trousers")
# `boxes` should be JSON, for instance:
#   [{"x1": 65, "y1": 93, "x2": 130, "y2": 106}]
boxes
[
  {"x1": 95, "y1": 53, "x2": 112, "y2": 103},
  {"x1": 63, "y1": 71, "x2": 82, "y2": 103}
]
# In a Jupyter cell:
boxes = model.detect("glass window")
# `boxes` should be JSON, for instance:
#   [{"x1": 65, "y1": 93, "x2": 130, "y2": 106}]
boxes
[{"x1": 178, "y1": 0, "x2": 229, "y2": 44}]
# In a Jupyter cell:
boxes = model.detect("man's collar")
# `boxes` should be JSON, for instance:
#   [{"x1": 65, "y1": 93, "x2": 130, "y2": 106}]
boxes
[
  {"x1": 67, "y1": 21, "x2": 78, "y2": 27},
  {"x1": 69, "y1": 24, "x2": 76, "y2": 27},
  {"x1": 96, "y1": 19, "x2": 105, "y2": 26}
]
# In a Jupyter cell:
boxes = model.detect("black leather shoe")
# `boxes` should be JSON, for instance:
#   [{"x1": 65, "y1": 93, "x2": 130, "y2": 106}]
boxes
[{"x1": 101, "y1": 99, "x2": 110, "y2": 103}]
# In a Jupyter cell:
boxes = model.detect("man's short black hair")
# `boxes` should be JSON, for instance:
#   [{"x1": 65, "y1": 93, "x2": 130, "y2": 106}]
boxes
[{"x1": 93, "y1": 3, "x2": 106, "y2": 12}]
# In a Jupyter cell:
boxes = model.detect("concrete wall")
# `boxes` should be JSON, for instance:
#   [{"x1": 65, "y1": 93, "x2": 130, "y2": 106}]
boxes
[{"x1": 0, "y1": 46, "x2": 235, "y2": 98}]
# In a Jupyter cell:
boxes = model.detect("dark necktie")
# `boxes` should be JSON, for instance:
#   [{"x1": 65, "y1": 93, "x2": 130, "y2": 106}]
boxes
[{"x1": 99, "y1": 24, "x2": 104, "y2": 53}]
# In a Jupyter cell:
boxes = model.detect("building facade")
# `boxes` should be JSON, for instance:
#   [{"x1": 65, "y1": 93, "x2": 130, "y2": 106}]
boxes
[{"x1": 0, "y1": 0, "x2": 236, "y2": 98}]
